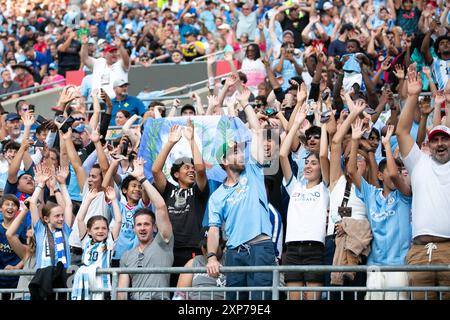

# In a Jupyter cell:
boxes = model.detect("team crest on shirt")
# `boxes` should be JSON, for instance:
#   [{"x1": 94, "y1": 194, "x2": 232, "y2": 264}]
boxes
[
  {"x1": 387, "y1": 196, "x2": 395, "y2": 206},
  {"x1": 239, "y1": 177, "x2": 248, "y2": 186}
]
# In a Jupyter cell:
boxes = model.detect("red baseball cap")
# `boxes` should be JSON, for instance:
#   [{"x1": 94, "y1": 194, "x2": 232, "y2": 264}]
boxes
[
  {"x1": 104, "y1": 44, "x2": 118, "y2": 53},
  {"x1": 428, "y1": 125, "x2": 450, "y2": 141}
]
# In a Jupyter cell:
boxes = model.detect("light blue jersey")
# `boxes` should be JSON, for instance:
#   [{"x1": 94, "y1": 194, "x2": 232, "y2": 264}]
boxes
[
  {"x1": 356, "y1": 178, "x2": 412, "y2": 266},
  {"x1": 208, "y1": 163, "x2": 272, "y2": 249},
  {"x1": 34, "y1": 220, "x2": 71, "y2": 269},
  {"x1": 110, "y1": 200, "x2": 146, "y2": 260},
  {"x1": 271, "y1": 57, "x2": 303, "y2": 90},
  {"x1": 431, "y1": 57, "x2": 450, "y2": 90}
]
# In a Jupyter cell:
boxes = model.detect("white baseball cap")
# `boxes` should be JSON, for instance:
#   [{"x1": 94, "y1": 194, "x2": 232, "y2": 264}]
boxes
[
  {"x1": 428, "y1": 125, "x2": 450, "y2": 140},
  {"x1": 323, "y1": 2, "x2": 334, "y2": 10},
  {"x1": 218, "y1": 23, "x2": 231, "y2": 30}
]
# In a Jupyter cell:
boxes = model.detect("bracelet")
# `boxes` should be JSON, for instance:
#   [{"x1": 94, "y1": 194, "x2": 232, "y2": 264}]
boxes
[
  {"x1": 54, "y1": 189, "x2": 61, "y2": 194},
  {"x1": 139, "y1": 177, "x2": 147, "y2": 184}
]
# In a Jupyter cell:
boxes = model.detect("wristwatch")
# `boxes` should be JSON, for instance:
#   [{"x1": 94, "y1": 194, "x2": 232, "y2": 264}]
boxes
[{"x1": 206, "y1": 252, "x2": 217, "y2": 259}]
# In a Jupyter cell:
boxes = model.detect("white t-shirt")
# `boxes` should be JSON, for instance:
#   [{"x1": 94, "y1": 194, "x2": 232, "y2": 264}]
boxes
[
  {"x1": 91, "y1": 57, "x2": 129, "y2": 99},
  {"x1": 283, "y1": 176, "x2": 329, "y2": 244},
  {"x1": 401, "y1": 143, "x2": 450, "y2": 238},
  {"x1": 327, "y1": 175, "x2": 367, "y2": 236}
]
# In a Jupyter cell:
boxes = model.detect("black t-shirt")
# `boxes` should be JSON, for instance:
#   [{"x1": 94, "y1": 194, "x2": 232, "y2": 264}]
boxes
[
  {"x1": 57, "y1": 39, "x2": 81, "y2": 69},
  {"x1": 281, "y1": 12, "x2": 310, "y2": 49},
  {"x1": 160, "y1": 182, "x2": 209, "y2": 249}
]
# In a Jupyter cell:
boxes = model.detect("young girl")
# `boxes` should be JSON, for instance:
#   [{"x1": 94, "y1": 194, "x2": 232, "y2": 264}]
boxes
[
  {"x1": 279, "y1": 103, "x2": 329, "y2": 300},
  {"x1": 71, "y1": 186, "x2": 121, "y2": 300},
  {"x1": 30, "y1": 164, "x2": 73, "y2": 270},
  {"x1": 6, "y1": 201, "x2": 36, "y2": 300}
]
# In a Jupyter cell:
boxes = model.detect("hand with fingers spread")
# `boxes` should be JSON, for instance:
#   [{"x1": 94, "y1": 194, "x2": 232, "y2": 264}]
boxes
[
  {"x1": 56, "y1": 166, "x2": 69, "y2": 184},
  {"x1": 225, "y1": 73, "x2": 239, "y2": 87},
  {"x1": 22, "y1": 112, "x2": 35, "y2": 128},
  {"x1": 207, "y1": 95, "x2": 219, "y2": 107},
  {"x1": 34, "y1": 164, "x2": 52, "y2": 185},
  {"x1": 168, "y1": 125, "x2": 182, "y2": 144},
  {"x1": 392, "y1": 64, "x2": 405, "y2": 79},
  {"x1": 406, "y1": 68, "x2": 422, "y2": 96},
  {"x1": 419, "y1": 98, "x2": 433, "y2": 115},
  {"x1": 237, "y1": 87, "x2": 251, "y2": 106},
  {"x1": 130, "y1": 157, "x2": 146, "y2": 180},
  {"x1": 381, "y1": 125, "x2": 395, "y2": 146},
  {"x1": 297, "y1": 83, "x2": 307, "y2": 104},
  {"x1": 183, "y1": 119, "x2": 194, "y2": 141},
  {"x1": 353, "y1": 99, "x2": 367, "y2": 115},
  {"x1": 86, "y1": 188, "x2": 99, "y2": 202},
  {"x1": 88, "y1": 125, "x2": 102, "y2": 144},
  {"x1": 434, "y1": 91, "x2": 445, "y2": 105},
  {"x1": 351, "y1": 118, "x2": 368, "y2": 141},
  {"x1": 105, "y1": 186, "x2": 117, "y2": 201},
  {"x1": 380, "y1": 57, "x2": 391, "y2": 71},
  {"x1": 294, "y1": 103, "x2": 308, "y2": 126}
]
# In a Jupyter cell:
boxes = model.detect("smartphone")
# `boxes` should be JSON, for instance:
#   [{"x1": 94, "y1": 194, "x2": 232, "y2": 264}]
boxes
[
  {"x1": 320, "y1": 110, "x2": 332, "y2": 123},
  {"x1": 306, "y1": 99, "x2": 315, "y2": 116},
  {"x1": 60, "y1": 115, "x2": 75, "y2": 133},
  {"x1": 121, "y1": 140, "x2": 129, "y2": 156},
  {"x1": 36, "y1": 115, "x2": 47, "y2": 125},
  {"x1": 322, "y1": 91, "x2": 330, "y2": 101},
  {"x1": 264, "y1": 108, "x2": 277, "y2": 117},
  {"x1": 28, "y1": 104, "x2": 35, "y2": 113}
]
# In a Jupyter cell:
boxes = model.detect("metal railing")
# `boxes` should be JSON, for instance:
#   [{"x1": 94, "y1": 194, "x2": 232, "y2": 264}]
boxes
[
  {"x1": 0, "y1": 79, "x2": 66, "y2": 100},
  {"x1": 1, "y1": 265, "x2": 450, "y2": 301},
  {"x1": 192, "y1": 43, "x2": 250, "y2": 62}
]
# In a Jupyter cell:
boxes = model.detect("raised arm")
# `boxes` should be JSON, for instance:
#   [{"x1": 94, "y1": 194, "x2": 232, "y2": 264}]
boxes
[
  {"x1": 29, "y1": 164, "x2": 51, "y2": 226},
  {"x1": 421, "y1": 21, "x2": 436, "y2": 65},
  {"x1": 56, "y1": 166, "x2": 73, "y2": 227},
  {"x1": 396, "y1": 66, "x2": 421, "y2": 158},
  {"x1": 6, "y1": 203, "x2": 29, "y2": 260},
  {"x1": 151, "y1": 125, "x2": 182, "y2": 193},
  {"x1": 183, "y1": 120, "x2": 208, "y2": 191},
  {"x1": 280, "y1": 104, "x2": 308, "y2": 182},
  {"x1": 76, "y1": 189, "x2": 98, "y2": 240},
  {"x1": 8, "y1": 136, "x2": 33, "y2": 184},
  {"x1": 237, "y1": 87, "x2": 260, "y2": 130},
  {"x1": 134, "y1": 158, "x2": 172, "y2": 241},
  {"x1": 79, "y1": 33, "x2": 94, "y2": 70},
  {"x1": 61, "y1": 128, "x2": 87, "y2": 189},
  {"x1": 347, "y1": 118, "x2": 367, "y2": 190},
  {"x1": 114, "y1": 37, "x2": 130, "y2": 71},
  {"x1": 105, "y1": 186, "x2": 122, "y2": 241},
  {"x1": 382, "y1": 125, "x2": 412, "y2": 196}
]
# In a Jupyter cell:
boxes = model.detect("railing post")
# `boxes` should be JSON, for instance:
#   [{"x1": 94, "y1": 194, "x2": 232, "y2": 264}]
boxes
[
  {"x1": 272, "y1": 269, "x2": 280, "y2": 300},
  {"x1": 111, "y1": 271, "x2": 119, "y2": 301}
]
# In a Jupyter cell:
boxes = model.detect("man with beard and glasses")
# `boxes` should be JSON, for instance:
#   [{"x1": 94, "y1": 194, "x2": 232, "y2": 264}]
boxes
[
  {"x1": 206, "y1": 87, "x2": 276, "y2": 300},
  {"x1": 396, "y1": 68, "x2": 450, "y2": 300}
]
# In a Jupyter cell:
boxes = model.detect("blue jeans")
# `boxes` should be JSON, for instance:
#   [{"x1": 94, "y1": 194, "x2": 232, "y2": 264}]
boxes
[{"x1": 225, "y1": 239, "x2": 276, "y2": 300}]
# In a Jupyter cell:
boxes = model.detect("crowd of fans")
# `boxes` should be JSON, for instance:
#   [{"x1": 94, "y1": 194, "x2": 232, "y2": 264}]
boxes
[{"x1": 0, "y1": 0, "x2": 450, "y2": 301}]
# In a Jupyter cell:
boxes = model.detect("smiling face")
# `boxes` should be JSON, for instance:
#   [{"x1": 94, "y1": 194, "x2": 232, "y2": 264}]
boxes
[
  {"x1": 18, "y1": 174, "x2": 35, "y2": 194},
  {"x1": 306, "y1": 133, "x2": 320, "y2": 153},
  {"x1": 88, "y1": 218, "x2": 109, "y2": 242},
  {"x1": 174, "y1": 163, "x2": 196, "y2": 187},
  {"x1": 1, "y1": 200, "x2": 18, "y2": 222},
  {"x1": 134, "y1": 214, "x2": 156, "y2": 245},
  {"x1": 115, "y1": 111, "x2": 128, "y2": 126},
  {"x1": 223, "y1": 144, "x2": 246, "y2": 173},
  {"x1": 429, "y1": 133, "x2": 450, "y2": 164},
  {"x1": 44, "y1": 206, "x2": 65, "y2": 230},
  {"x1": 303, "y1": 153, "x2": 321, "y2": 182},
  {"x1": 123, "y1": 179, "x2": 142, "y2": 203}
]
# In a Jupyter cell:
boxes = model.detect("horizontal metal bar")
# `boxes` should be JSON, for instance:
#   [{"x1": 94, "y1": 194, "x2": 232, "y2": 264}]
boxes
[
  {"x1": 0, "y1": 79, "x2": 65, "y2": 99},
  {"x1": 2, "y1": 264, "x2": 450, "y2": 277},
  {"x1": 192, "y1": 44, "x2": 250, "y2": 61}
]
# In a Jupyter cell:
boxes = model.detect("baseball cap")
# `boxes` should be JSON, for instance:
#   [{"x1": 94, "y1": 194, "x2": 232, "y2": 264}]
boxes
[
  {"x1": 323, "y1": 1, "x2": 334, "y2": 10},
  {"x1": 113, "y1": 79, "x2": 129, "y2": 88},
  {"x1": 428, "y1": 125, "x2": 450, "y2": 140},
  {"x1": 48, "y1": 62, "x2": 58, "y2": 70},
  {"x1": 6, "y1": 113, "x2": 20, "y2": 122},
  {"x1": 97, "y1": 39, "x2": 106, "y2": 46},
  {"x1": 88, "y1": 38, "x2": 96, "y2": 45},
  {"x1": 185, "y1": 12, "x2": 196, "y2": 18},
  {"x1": 217, "y1": 23, "x2": 231, "y2": 30},
  {"x1": 183, "y1": 31, "x2": 196, "y2": 37},
  {"x1": 180, "y1": 104, "x2": 196, "y2": 115},
  {"x1": 125, "y1": 23, "x2": 133, "y2": 31},
  {"x1": 104, "y1": 44, "x2": 118, "y2": 53}
]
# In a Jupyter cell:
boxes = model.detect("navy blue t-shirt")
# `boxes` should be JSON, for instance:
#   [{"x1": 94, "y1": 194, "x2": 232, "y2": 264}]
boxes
[{"x1": 0, "y1": 222, "x2": 27, "y2": 288}]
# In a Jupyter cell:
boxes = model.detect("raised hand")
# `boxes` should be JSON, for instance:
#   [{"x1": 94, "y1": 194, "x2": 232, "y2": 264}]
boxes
[
  {"x1": 88, "y1": 125, "x2": 102, "y2": 144},
  {"x1": 22, "y1": 112, "x2": 35, "y2": 128},
  {"x1": 224, "y1": 51, "x2": 234, "y2": 62},
  {"x1": 406, "y1": 68, "x2": 422, "y2": 96},
  {"x1": 297, "y1": 82, "x2": 307, "y2": 104},
  {"x1": 351, "y1": 118, "x2": 367, "y2": 140},
  {"x1": 207, "y1": 95, "x2": 219, "y2": 107},
  {"x1": 225, "y1": 73, "x2": 239, "y2": 87},
  {"x1": 380, "y1": 57, "x2": 391, "y2": 71},
  {"x1": 168, "y1": 125, "x2": 182, "y2": 144},
  {"x1": 56, "y1": 166, "x2": 69, "y2": 184},
  {"x1": 392, "y1": 64, "x2": 405, "y2": 79},
  {"x1": 434, "y1": 91, "x2": 445, "y2": 105},
  {"x1": 353, "y1": 99, "x2": 366, "y2": 115},
  {"x1": 34, "y1": 164, "x2": 52, "y2": 185},
  {"x1": 130, "y1": 157, "x2": 145, "y2": 179},
  {"x1": 105, "y1": 186, "x2": 116, "y2": 201},
  {"x1": 86, "y1": 188, "x2": 99, "y2": 202},
  {"x1": 80, "y1": 33, "x2": 89, "y2": 45},
  {"x1": 294, "y1": 103, "x2": 308, "y2": 125},
  {"x1": 236, "y1": 87, "x2": 251, "y2": 106},
  {"x1": 182, "y1": 119, "x2": 194, "y2": 141},
  {"x1": 381, "y1": 125, "x2": 394, "y2": 146},
  {"x1": 419, "y1": 98, "x2": 433, "y2": 115},
  {"x1": 60, "y1": 127, "x2": 72, "y2": 140},
  {"x1": 113, "y1": 37, "x2": 122, "y2": 48}
]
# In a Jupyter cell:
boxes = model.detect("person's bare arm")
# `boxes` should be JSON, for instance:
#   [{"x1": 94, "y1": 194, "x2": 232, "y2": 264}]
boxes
[
  {"x1": 60, "y1": 128, "x2": 87, "y2": 189},
  {"x1": 421, "y1": 21, "x2": 436, "y2": 65},
  {"x1": 6, "y1": 204, "x2": 29, "y2": 260},
  {"x1": 347, "y1": 118, "x2": 367, "y2": 190},
  {"x1": 79, "y1": 34, "x2": 94, "y2": 70},
  {"x1": 151, "y1": 125, "x2": 182, "y2": 193},
  {"x1": 396, "y1": 66, "x2": 421, "y2": 159},
  {"x1": 105, "y1": 186, "x2": 122, "y2": 241},
  {"x1": 382, "y1": 125, "x2": 412, "y2": 196},
  {"x1": 56, "y1": 166, "x2": 73, "y2": 227},
  {"x1": 432, "y1": 91, "x2": 445, "y2": 128},
  {"x1": 118, "y1": 274, "x2": 130, "y2": 300},
  {"x1": 89, "y1": 89, "x2": 101, "y2": 129},
  {"x1": 183, "y1": 120, "x2": 208, "y2": 191}
]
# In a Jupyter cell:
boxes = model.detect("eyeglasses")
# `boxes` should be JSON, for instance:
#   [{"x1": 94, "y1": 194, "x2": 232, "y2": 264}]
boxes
[
  {"x1": 306, "y1": 135, "x2": 320, "y2": 141},
  {"x1": 137, "y1": 252, "x2": 144, "y2": 267},
  {"x1": 73, "y1": 117, "x2": 85, "y2": 121}
]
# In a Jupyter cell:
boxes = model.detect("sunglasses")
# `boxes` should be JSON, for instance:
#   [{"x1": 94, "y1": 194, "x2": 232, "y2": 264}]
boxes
[
  {"x1": 306, "y1": 135, "x2": 320, "y2": 141},
  {"x1": 73, "y1": 117, "x2": 85, "y2": 121}
]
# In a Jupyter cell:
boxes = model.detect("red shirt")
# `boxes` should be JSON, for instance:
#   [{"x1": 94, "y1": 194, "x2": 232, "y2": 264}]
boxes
[{"x1": 33, "y1": 42, "x2": 47, "y2": 54}]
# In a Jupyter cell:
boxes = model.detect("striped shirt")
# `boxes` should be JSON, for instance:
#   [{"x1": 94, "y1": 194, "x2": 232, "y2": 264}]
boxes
[{"x1": 431, "y1": 57, "x2": 450, "y2": 90}]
